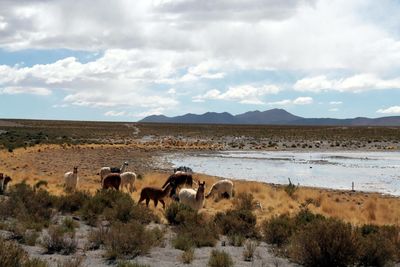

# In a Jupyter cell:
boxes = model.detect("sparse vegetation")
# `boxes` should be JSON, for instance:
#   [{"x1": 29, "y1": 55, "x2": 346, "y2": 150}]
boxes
[
  {"x1": 207, "y1": 249, "x2": 234, "y2": 267},
  {"x1": 0, "y1": 237, "x2": 49, "y2": 267},
  {"x1": 42, "y1": 225, "x2": 77, "y2": 255},
  {"x1": 181, "y1": 248, "x2": 195, "y2": 264},
  {"x1": 243, "y1": 239, "x2": 258, "y2": 262}
]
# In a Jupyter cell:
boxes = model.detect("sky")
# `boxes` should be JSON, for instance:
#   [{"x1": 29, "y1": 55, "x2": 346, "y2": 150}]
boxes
[{"x1": 0, "y1": 0, "x2": 400, "y2": 121}]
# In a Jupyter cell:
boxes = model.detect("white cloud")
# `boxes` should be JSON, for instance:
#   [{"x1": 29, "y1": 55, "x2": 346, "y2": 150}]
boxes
[
  {"x1": 294, "y1": 74, "x2": 400, "y2": 93},
  {"x1": 192, "y1": 84, "x2": 280, "y2": 104},
  {"x1": 104, "y1": 110, "x2": 126, "y2": 117},
  {"x1": 0, "y1": 86, "x2": 51, "y2": 95},
  {"x1": 329, "y1": 108, "x2": 339, "y2": 112},
  {"x1": 293, "y1": 97, "x2": 313, "y2": 105},
  {"x1": 329, "y1": 101, "x2": 343, "y2": 105},
  {"x1": 376, "y1": 106, "x2": 400, "y2": 114},
  {"x1": 268, "y1": 97, "x2": 313, "y2": 106}
]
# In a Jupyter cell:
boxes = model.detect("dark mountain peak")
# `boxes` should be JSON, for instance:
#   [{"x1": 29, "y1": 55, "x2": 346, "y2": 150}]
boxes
[{"x1": 139, "y1": 109, "x2": 400, "y2": 126}]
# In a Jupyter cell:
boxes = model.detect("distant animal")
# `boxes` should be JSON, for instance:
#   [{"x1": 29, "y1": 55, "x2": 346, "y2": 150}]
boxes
[
  {"x1": 162, "y1": 173, "x2": 193, "y2": 197},
  {"x1": 99, "y1": 161, "x2": 128, "y2": 183},
  {"x1": 102, "y1": 173, "x2": 121, "y2": 191},
  {"x1": 64, "y1": 166, "x2": 79, "y2": 192},
  {"x1": 178, "y1": 181, "x2": 206, "y2": 211},
  {"x1": 138, "y1": 182, "x2": 175, "y2": 209},
  {"x1": 120, "y1": 171, "x2": 137, "y2": 193},
  {"x1": 174, "y1": 166, "x2": 193, "y2": 174},
  {"x1": 205, "y1": 179, "x2": 234, "y2": 200},
  {"x1": 0, "y1": 173, "x2": 12, "y2": 193}
]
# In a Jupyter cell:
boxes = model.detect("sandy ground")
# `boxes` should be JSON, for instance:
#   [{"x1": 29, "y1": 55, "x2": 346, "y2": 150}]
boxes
[{"x1": 1, "y1": 144, "x2": 400, "y2": 266}]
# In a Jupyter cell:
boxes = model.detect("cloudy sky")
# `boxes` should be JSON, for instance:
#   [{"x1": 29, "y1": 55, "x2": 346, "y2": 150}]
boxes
[{"x1": 0, "y1": 0, "x2": 400, "y2": 121}]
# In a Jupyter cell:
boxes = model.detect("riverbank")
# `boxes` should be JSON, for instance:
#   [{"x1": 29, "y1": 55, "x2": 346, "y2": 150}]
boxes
[{"x1": 1, "y1": 144, "x2": 399, "y2": 226}]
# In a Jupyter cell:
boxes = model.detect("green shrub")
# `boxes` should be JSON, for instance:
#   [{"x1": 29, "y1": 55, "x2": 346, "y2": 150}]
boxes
[
  {"x1": 0, "y1": 237, "x2": 48, "y2": 267},
  {"x1": 214, "y1": 209, "x2": 258, "y2": 238},
  {"x1": 42, "y1": 225, "x2": 77, "y2": 255},
  {"x1": 81, "y1": 190, "x2": 158, "y2": 226},
  {"x1": 284, "y1": 179, "x2": 297, "y2": 198},
  {"x1": 357, "y1": 233, "x2": 396, "y2": 267},
  {"x1": 207, "y1": 249, "x2": 233, "y2": 267},
  {"x1": 87, "y1": 224, "x2": 109, "y2": 250},
  {"x1": 172, "y1": 235, "x2": 195, "y2": 251},
  {"x1": 104, "y1": 221, "x2": 163, "y2": 260},
  {"x1": 57, "y1": 191, "x2": 91, "y2": 213},
  {"x1": 165, "y1": 202, "x2": 195, "y2": 225},
  {"x1": 233, "y1": 192, "x2": 255, "y2": 211},
  {"x1": 62, "y1": 217, "x2": 79, "y2": 233},
  {"x1": 21, "y1": 230, "x2": 39, "y2": 246},
  {"x1": 227, "y1": 234, "x2": 245, "y2": 247},
  {"x1": 290, "y1": 218, "x2": 358, "y2": 267},
  {"x1": 262, "y1": 214, "x2": 296, "y2": 247}
]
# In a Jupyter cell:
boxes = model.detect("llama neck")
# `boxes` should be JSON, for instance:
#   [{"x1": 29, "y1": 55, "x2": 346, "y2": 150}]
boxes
[
  {"x1": 196, "y1": 188, "x2": 204, "y2": 201},
  {"x1": 161, "y1": 185, "x2": 172, "y2": 197},
  {"x1": 120, "y1": 164, "x2": 127, "y2": 172}
]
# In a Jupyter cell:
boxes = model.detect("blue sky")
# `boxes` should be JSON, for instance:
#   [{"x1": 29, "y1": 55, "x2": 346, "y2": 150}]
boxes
[{"x1": 0, "y1": 0, "x2": 400, "y2": 121}]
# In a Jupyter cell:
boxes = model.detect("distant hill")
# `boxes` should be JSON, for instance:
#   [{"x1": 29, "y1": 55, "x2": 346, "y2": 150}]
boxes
[{"x1": 139, "y1": 109, "x2": 400, "y2": 126}]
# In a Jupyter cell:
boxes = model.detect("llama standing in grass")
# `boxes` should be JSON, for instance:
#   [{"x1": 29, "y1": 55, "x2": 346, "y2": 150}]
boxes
[
  {"x1": 64, "y1": 166, "x2": 78, "y2": 192},
  {"x1": 179, "y1": 181, "x2": 206, "y2": 211},
  {"x1": 206, "y1": 179, "x2": 234, "y2": 200},
  {"x1": 120, "y1": 171, "x2": 137, "y2": 193},
  {"x1": 102, "y1": 173, "x2": 121, "y2": 191},
  {"x1": 99, "y1": 161, "x2": 128, "y2": 184},
  {"x1": 138, "y1": 182, "x2": 175, "y2": 209},
  {"x1": 0, "y1": 173, "x2": 12, "y2": 194},
  {"x1": 162, "y1": 173, "x2": 193, "y2": 197}
]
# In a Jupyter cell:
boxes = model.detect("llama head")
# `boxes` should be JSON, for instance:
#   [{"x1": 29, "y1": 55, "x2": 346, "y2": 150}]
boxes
[
  {"x1": 198, "y1": 181, "x2": 206, "y2": 192},
  {"x1": 124, "y1": 161, "x2": 129, "y2": 166},
  {"x1": 73, "y1": 166, "x2": 78, "y2": 173},
  {"x1": 4, "y1": 176, "x2": 12, "y2": 184}
]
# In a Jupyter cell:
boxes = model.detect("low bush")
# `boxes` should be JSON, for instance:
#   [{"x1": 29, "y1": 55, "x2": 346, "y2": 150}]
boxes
[
  {"x1": 42, "y1": 225, "x2": 77, "y2": 255},
  {"x1": 104, "y1": 221, "x2": 163, "y2": 260},
  {"x1": 87, "y1": 224, "x2": 109, "y2": 250},
  {"x1": 290, "y1": 218, "x2": 358, "y2": 267},
  {"x1": 207, "y1": 249, "x2": 234, "y2": 267},
  {"x1": 57, "y1": 191, "x2": 91, "y2": 213},
  {"x1": 0, "y1": 237, "x2": 48, "y2": 267},
  {"x1": 227, "y1": 234, "x2": 245, "y2": 247},
  {"x1": 165, "y1": 202, "x2": 195, "y2": 225},
  {"x1": 243, "y1": 239, "x2": 258, "y2": 262},
  {"x1": 62, "y1": 217, "x2": 79, "y2": 233},
  {"x1": 21, "y1": 229, "x2": 39, "y2": 246},
  {"x1": 214, "y1": 209, "x2": 258, "y2": 239},
  {"x1": 181, "y1": 248, "x2": 195, "y2": 264},
  {"x1": 232, "y1": 192, "x2": 255, "y2": 211},
  {"x1": 81, "y1": 190, "x2": 158, "y2": 226},
  {"x1": 172, "y1": 235, "x2": 194, "y2": 251},
  {"x1": 261, "y1": 214, "x2": 295, "y2": 247}
]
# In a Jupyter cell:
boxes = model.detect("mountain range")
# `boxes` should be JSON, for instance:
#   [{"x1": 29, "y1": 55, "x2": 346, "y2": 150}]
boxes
[{"x1": 139, "y1": 109, "x2": 400, "y2": 126}]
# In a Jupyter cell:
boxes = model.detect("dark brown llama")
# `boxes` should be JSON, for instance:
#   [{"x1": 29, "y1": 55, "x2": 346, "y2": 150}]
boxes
[
  {"x1": 139, "y1": 182, "x2": 175, "y2": 209},
  {"x1": 162, "y1": 173, "x2": 193, "y2": 197},
  {"x1": 102, "y1": 173, "x2": 121, "y2": 190}
]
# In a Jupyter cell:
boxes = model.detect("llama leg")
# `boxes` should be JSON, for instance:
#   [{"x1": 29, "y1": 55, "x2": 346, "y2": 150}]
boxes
[
  {"x1": 154, "y1": 199, "x2": 158, "y2": 207},
  {"x1": 160, "y1": 199, "x2": 166, "y2": 209},
  {"x1": 139, "y1": 196, "x2": 145, "y2": 204},
  {"x1": 145, "y1": 198, "x2": 150, "y2": 207}
]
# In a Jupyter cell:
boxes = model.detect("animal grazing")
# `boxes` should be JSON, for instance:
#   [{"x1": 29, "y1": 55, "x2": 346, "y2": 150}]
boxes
[
  {"x1": 174, "y1": 166, "x2": 193, "y2": 174},
  {"x1": 0, "y1": 173, "x2": 12, "y2": 193},
  {"x1": 102, "y1": 173, "x2": 121, "y2": 190},
  {"x1": 64, "y1": 166, "x2": 79, "y2": 192},
  {"x1": 205, "y1": 179, "x2": 234, "y2": 200},
  {"x1": 162, "y1": 173, "x2": 193, "y2": 197},
  {"x1": 178, "y1": 181, "x2": 206, "y2": 211},
  {"x1": 99, "y1": 161, "x2": 129, "y2": 183},
  {"x1": 120, "y1": 171, "x2": 137, "y2": 193},
  {"x1": 138, "y1": 182, "x2": 175, "y2": 209}
]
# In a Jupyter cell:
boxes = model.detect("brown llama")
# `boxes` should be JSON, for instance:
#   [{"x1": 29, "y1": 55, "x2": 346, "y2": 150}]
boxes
[
  {"x1": 102, "y1": 173, "x2": 121, "y2": 190},
  {"x1": 138, "y1": 182, "x2": 175, "y2": 209}
]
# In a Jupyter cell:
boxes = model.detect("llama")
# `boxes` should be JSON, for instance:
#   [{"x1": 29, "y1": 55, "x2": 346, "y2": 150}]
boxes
[
  {"x1": 102, "y1": 173, "x2": 121, "y2": 190},
  {"x1": 178, "y1": 181, "x2": 206, "y2": 211},
  {"x1": 120, "y1": 171, "x2": 137, "y2": 193},
  {"x1": 162, "y1": 173, "x2": 193, "y2": 197},
  {"x1": 99, "y1": 161, "x2": 128, "y2": 183},
  {"x1": 138, "y1": 182, "x2": 175, "y2": 209},
  {"x1": 64, "y1": 166, "x2": 78, "y2": 192},
  {"x1": 173, "y1": 166, "x2": 193, "y2": 174},
  {"x1": 0, "y1": 173, "x2": 12, "y2": 194},
  {"x1": 205, "y1": 179, "x2": 234, "y2": 200}
]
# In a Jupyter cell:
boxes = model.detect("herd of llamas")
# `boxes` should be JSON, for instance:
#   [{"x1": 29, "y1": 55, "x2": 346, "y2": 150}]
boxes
[
  {"x1": 62, "y1": 162, "x2": 235, "y2": 211},
  {"x1": 0, "y1": 161, "x2": 234, "y2": 211}
]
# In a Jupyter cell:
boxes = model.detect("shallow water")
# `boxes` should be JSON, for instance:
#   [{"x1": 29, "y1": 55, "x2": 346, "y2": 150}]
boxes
[{"x1": 164, "y1": 151, "x2": 400, "y2": 196}]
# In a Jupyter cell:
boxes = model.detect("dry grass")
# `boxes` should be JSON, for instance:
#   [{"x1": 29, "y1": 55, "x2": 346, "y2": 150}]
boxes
[{"x1": 1, "y1": 144, "x2": 399, "y2": 226}]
